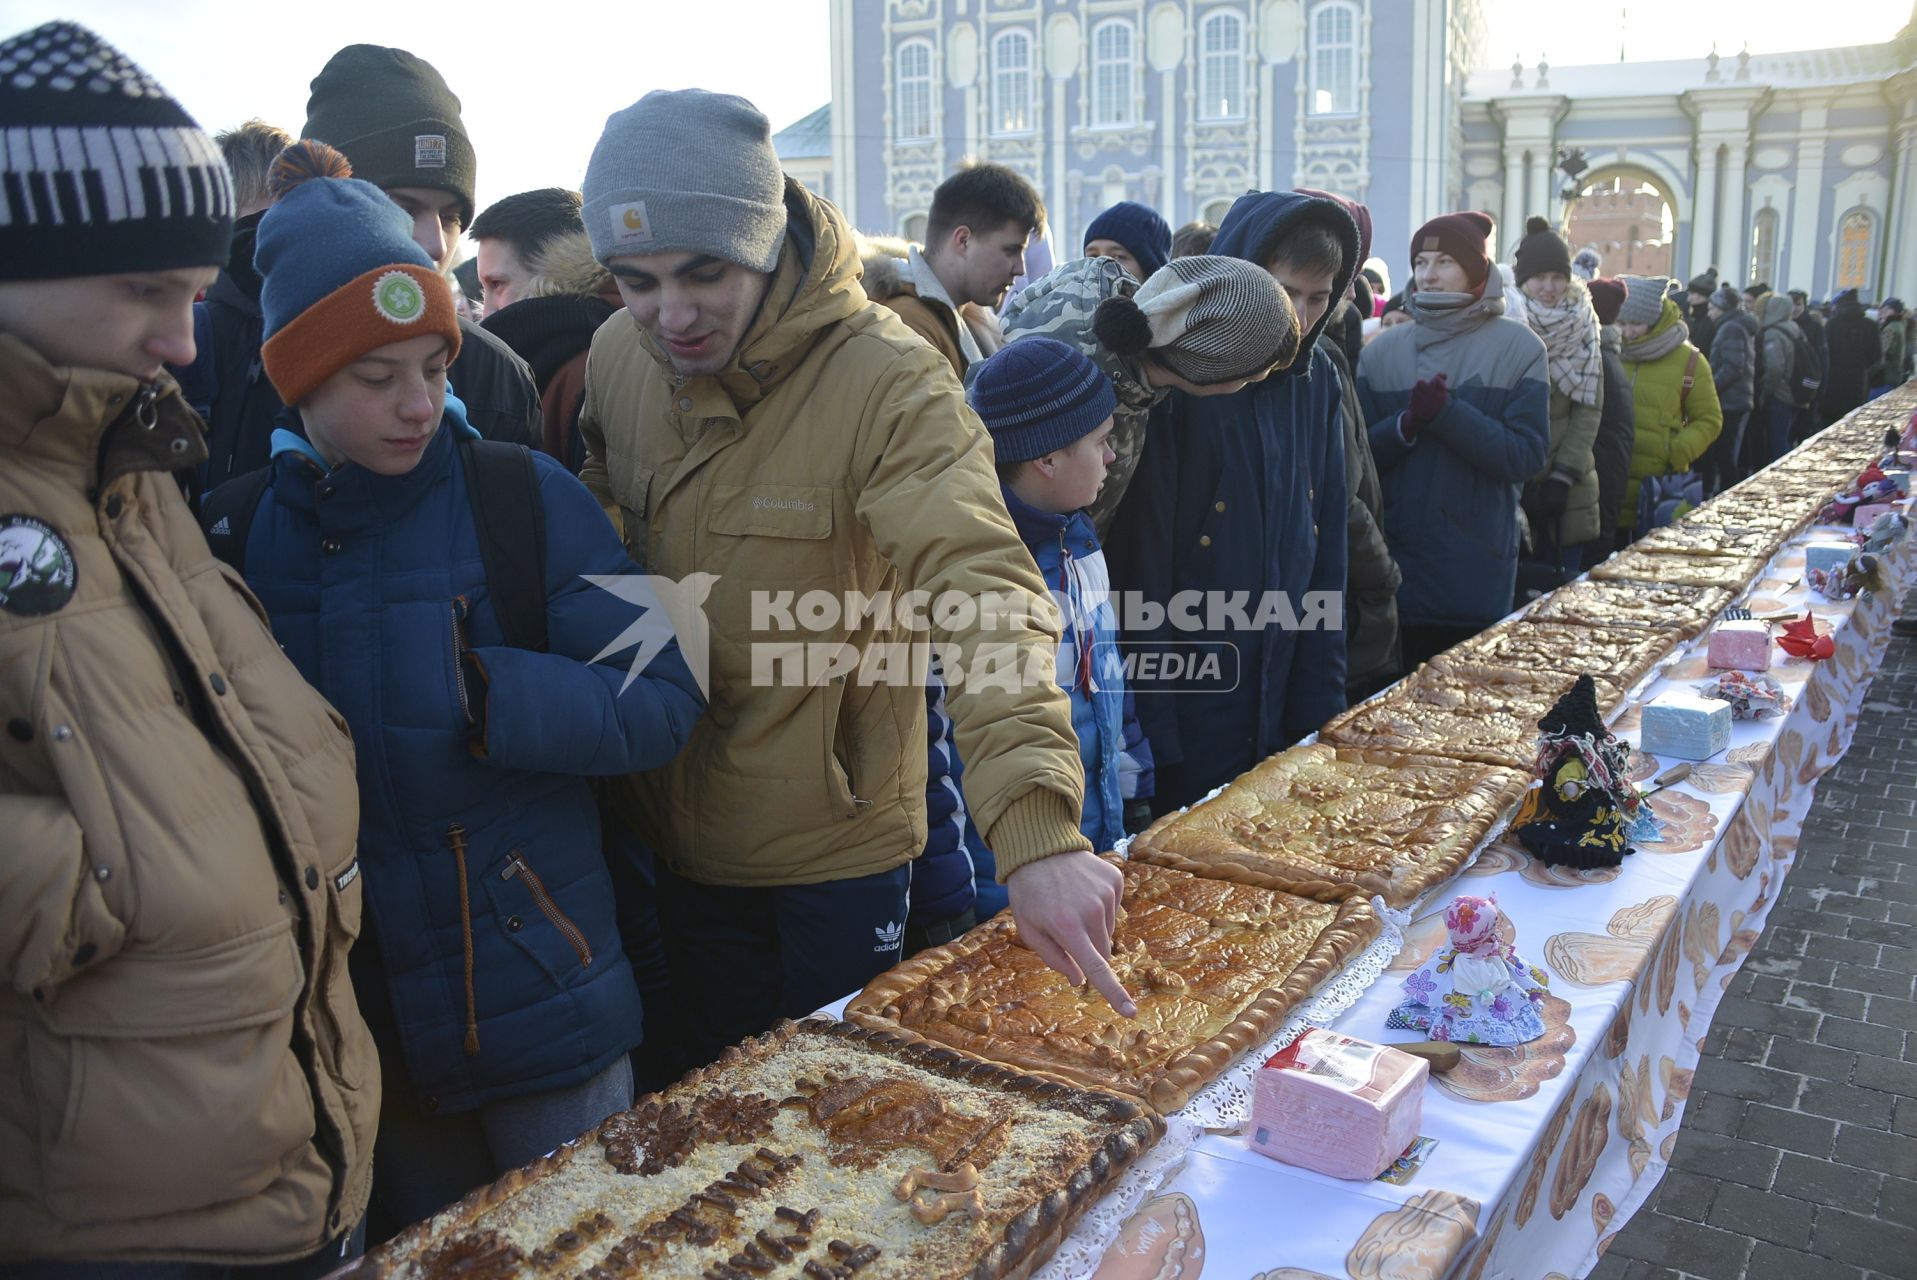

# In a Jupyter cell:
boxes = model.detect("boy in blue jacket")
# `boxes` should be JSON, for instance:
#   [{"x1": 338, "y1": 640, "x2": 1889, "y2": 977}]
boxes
[
  {"x1": 969, "y1": 338, "x2": 1152, "y2": 852},
  {"x1": 205, "y1": 142, "x2": 705, "y2": 1230}
]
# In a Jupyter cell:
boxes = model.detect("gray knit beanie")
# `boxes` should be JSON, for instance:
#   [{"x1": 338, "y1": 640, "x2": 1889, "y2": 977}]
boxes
[
  {"x1": 1090, "y1": 255, "x2": 1301, "y2": 384},
  {"x1": 1616, "y1": 275, "x2": 1671, "y2": 327},
  {"x1": 1710, "y1": 283, "x2": 1740, "y2": 312},
  {"x1": 581, "y1": 89, "x2": 787, "y2": 272}
]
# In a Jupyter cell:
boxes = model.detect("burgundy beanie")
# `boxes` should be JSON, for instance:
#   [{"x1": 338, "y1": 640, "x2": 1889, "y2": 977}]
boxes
[
  {"x1": 1295, "y1": 186, "x2": 1371, "y2": 267},
  {"x1": 1410, "y1": 211, "x2": 1494, "y2": 287},
  {"x1": 1588, "y1": 277, "x2": 1626, "y2": 326}
]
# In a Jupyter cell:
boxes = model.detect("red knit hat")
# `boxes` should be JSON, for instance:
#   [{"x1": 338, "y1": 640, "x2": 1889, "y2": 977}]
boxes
[
  {"x1": 1410, "y1": 211, "x2": 1494, "y2": 287},
  {"x1": 1588, "y1": 277, "x2": 1626, "y2": 326}
]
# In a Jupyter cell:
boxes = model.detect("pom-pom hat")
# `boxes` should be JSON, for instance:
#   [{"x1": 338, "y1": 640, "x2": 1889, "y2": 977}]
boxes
[
  {"x1": 256, "y1": 140, "x2": 461, "y2": 406},
  {"x1": 1513, "y1": 215, "x2": 1572, "y2": 284},
  {"x1": 1089, "y1": 255, "x2": 1299, "y2": 386}
]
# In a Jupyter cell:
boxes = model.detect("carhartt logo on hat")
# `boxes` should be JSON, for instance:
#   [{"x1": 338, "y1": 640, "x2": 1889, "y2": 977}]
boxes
[
  {"x1": 608, "y1": 200, "x2": 654, "y2": 247},
  {"x1": 372, "y1": 270, "x2": 427, "y2": 323},
  {"x1": 414, "y1": 133, "x2": 447, "y2": 168}
]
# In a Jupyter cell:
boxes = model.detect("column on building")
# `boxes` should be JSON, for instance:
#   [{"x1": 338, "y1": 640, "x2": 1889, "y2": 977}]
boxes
[
  {"x1": 1885, "y1": 69, "x2": 1917, "y2": 299},
  {"x1": 1683, "y1": 84, "x2": 1771, "y2": 284},
  {"x1": 1488, "y1": 96, "x2": 1567, "y2": 262}
]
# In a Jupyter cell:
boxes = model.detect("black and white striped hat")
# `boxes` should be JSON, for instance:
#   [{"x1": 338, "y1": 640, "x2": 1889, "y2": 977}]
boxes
[{"x1": 0, "y1": 22, "x2": 232, "y2": 281}]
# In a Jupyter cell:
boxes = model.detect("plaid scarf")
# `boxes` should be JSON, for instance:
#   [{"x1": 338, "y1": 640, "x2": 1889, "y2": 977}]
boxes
[{"x1": 1522, "y1": 283, "x2": 1602, "y2": 406}]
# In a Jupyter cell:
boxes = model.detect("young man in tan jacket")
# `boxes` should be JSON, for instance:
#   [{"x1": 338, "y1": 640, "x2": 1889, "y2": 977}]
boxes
[
  {"x1": 577, "y1": 90, "x2": 1131, "y2": 1064},
  {"x1": 0, "y1": 24, "x2": 376, "y2": 1277}
]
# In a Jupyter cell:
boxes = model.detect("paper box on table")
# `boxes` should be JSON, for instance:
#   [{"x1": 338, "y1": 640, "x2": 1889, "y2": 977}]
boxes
[
  {"x1": 1706, "y1": 619, "x2": 1772, "y2": 671},
  {"x1": 1641, "y1": 691, "x2": 1733, "y2": 761},
  {"x1": 1852, "y1": 502, "x2": 1898, "y2": 527},
  {"x1": 1248, "y1": 1029, "x2": 1427, "y2": 1181},
  {"x1": 1805, "y1": 540, "x2": 1857, "y2": 576}
]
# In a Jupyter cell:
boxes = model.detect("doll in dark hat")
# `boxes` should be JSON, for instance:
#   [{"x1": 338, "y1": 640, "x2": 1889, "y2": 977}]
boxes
[{"x1": 1511, "y1": 675, "x2": 1650, "y2": 868}]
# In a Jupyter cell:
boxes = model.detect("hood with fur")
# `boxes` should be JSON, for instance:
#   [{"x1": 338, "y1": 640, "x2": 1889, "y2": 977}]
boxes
[{"x1": 525, "y1": 229, "x2": 615, "y2": 302}]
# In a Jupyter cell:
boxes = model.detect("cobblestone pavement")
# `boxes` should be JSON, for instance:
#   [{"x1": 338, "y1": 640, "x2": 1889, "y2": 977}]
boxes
[{"x1": 1590, "y1": 608, "x2": 1917, "y2": 1280}]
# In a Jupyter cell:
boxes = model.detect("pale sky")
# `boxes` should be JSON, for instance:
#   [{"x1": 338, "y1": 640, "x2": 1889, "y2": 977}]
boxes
[{"x1": 5, "y1": 0, "x2": 1907, "y2": 247}]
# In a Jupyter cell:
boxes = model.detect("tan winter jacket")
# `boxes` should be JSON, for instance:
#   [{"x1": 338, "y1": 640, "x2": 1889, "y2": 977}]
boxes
[
  {"x1": 579, "y1": 181, "x2": 1090, "y2": 889},
  {"x1": 0, "y1": 335, "x2": 376, "y2": 1266},
  {"x1": 858, "y1": 235, "x2": 1004, "y2": 379}
]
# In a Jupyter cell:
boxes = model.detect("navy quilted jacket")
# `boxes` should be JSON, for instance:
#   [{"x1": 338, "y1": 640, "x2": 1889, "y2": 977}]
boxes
[{"x1": 232, "y1": 412, "x2": 703, "y2": 1112}]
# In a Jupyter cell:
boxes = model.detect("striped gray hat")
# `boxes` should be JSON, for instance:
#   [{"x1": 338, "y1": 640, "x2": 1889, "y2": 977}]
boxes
[
  {"x1": 1091, "y1": 254, "x2": 1301, "y2": 385},
  {"x1": 0, "y1": 22, "x2": 233, "y2": 281}
]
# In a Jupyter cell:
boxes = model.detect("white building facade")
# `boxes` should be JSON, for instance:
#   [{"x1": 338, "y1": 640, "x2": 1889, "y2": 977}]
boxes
[{"x1": 823, "y1": 0, "x2": 1916, "y2": 300}]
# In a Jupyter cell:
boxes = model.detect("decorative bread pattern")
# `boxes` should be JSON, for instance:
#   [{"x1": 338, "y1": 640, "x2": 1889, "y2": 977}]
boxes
[
  {"x1": 1319, "y1": 665, "x2": 1626, "y2": 769},
  {"x1": 1523, "y1": 579, "x2": 1738, "y2": 637},
  {"x1": 1425, "y1": 617, "x2": 1680, "y2": 689},
  {"x1": 343, "y1": 1020, "x2": 1162, "y2": 1280},
  {"x1": 1588, "y1": 549, "x2": 1770, "y2": 590},
  {"x1": 1128, "y1": 745, "x2": 1528, "y2": 905},
  {"x1": 849, "y1": 859, "x2": 1381, "y2": 1112}
]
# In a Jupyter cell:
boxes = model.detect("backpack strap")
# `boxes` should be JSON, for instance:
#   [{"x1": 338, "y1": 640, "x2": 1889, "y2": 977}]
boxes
[
  {"x1": 199, "y1": 465, "x2": 273, "y2": 574},
  {"x1": 1679, "y1": 348, "x2": 1699, "y2": 417},
  {"x1": 457, "y1": 438, "x2": 549, "y2": 652}
]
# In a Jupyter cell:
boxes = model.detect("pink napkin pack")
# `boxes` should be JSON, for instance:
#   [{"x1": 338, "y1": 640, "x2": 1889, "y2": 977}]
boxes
[
  {"x1": 1248, "y1": 1029, "x2": 1428, "y2": 1180},
  {"x1": 1706, "y1": 619, "x2": 1772, "y2": 671}
]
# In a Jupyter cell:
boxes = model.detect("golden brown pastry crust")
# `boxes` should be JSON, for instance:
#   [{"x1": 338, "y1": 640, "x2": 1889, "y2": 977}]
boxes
[
  {"x1": 344, "y1": 1019, "x2": 1163, "y2": 1280},
  {"x1": 1588, "y1": 549, "x2": 1770, "y2": 589},
  {"x1": 849, "y1": 859, "x2": 1381, "y2": 1113},
  {"x1": 1628, "y1": 521, "x2": 1784, "y2": 560},
  {"x1": 1523, "y1": 579, "x2": 1738, "y2": 637},
  {"x1": 1425, "y1": 617, "x2": 1679, "y2": 690},
  {"x1": 1318, "y1": 665, "x2": 1625, "y2": 769},
  {"x1": 1128, "y1": 745, "x2": 1528, "y2": 905}
]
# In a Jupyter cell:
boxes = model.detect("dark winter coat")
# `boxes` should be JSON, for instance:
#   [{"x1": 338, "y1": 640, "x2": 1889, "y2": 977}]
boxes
[
  {"x1": 482, "y1": 294, "x2": 616, "y2": 471},
  {"x1": 1710, "y1": 307, "x2": 1758, "y2": 414},
  {"x1": 229, "y1": 415, "x2": 704, "y2": 1114},
  {"x1": 1592, "y1": 330, "x2": 1636, "y2": 540},
  {"x1": 1321, "y1": 332, "x2": 1401, "y2": 695},
  {"x1": 1357, "y1": 291, "x2": 1550, "y2": 631},
  {"x1": 1108, "y1": 190, "x2": 1354, "y2": 808},
  {"x1": 1823, "y1": 293, "x2": 1881, "y2": 422}
]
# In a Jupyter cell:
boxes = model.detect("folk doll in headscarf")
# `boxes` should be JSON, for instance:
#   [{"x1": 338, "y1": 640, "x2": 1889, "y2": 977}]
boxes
[
  {"x1": 1387, "y1": 894, "x2": 1548, "y2": 1045},
  {"x1": 1511, "y1": 674, "x2": 1650, "y2": 868}
]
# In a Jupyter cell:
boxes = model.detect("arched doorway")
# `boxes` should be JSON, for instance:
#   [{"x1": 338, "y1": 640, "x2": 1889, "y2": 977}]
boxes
[{"x1": 1564, "y1": 168, "x2": 1679, "y2": 281}]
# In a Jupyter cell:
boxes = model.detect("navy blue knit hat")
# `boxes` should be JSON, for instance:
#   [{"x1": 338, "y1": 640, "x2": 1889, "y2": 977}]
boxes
[
  {"x1": 1084, "y1": 201, "x2": 1171, "y2": 281},
  {"x1": 969, "y1": 337, "x2": 1117, "y2": 465}
]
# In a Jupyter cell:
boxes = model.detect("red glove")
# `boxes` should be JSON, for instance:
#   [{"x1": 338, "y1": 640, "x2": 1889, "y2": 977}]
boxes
[{"x1": 1407, "y1": 373, "x2": 1450, "y2": 431}]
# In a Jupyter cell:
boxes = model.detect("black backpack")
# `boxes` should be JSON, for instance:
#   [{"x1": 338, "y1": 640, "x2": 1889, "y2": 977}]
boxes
[
  {"x1": 1785, "y1": 327, "x2": 1824, "y2": 409},
  {"x1": 201, "y1": 438, "x2": 549, "y2": 651}
]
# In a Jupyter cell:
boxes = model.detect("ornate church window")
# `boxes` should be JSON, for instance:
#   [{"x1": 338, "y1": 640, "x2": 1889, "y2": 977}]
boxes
[
  {"x1": 991, "y1": 29, "x2": 1034, "y2": 134},
  {"x1": 1748, "y1": 207, "x2": 1778, "y2": 289},
  {"x1": 1092, "y1": 18, "x2": 1135, "y2": 127},
  {"x1": 1835, "y1": 209, "x2": 1873, "y2": 292},
  {"x1": 1309, "y1": 1, "x2": 1358, "y2": 116},
  {"x1": 1199, "y1": 10, "x2": 1246, "y2": 122},
  {"x1": 896, "y1": 39, "x2": 934, "y2": 142}
]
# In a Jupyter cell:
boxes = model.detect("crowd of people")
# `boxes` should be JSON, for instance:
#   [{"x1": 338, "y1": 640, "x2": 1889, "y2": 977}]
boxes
[{"x1": 3, "y1": 20, "x2": 1914, "y2": 1277}]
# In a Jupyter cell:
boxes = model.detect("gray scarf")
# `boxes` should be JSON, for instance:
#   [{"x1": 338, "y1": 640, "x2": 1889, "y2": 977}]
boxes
[{"x1": 1621, "y1": 322, "x2": 1686, "y2": 364}]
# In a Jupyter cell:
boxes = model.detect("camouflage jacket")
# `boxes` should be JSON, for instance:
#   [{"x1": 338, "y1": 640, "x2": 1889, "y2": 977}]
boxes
[{"x1": 1000, "y1": 257, "x2": 1165, "y2": 534}]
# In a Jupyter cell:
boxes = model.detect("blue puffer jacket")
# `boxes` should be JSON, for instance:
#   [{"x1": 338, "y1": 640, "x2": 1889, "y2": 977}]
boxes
[
  {"x1": 1003, "y1": 486, "x2": 1150, "y2": 852},
  {"x1": 235, "y1": 412, "x2": 704, "y2": 1113},
  {"x1": 1107, "y1": 191, "x2": 1355, "y2": 806},
  {"x1": 1356, "y1": 289, "x2": 1550, "y2": 630},
  {"x1": 907, "y1": 672, "x2": 982, "y2": 930}
]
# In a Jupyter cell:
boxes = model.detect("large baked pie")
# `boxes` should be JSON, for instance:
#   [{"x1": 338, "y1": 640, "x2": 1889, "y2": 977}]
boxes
[
  {"x1": 1588, "y1": 547, "x2": 1769, "y2": 590},
  {"x1": 1630, "y1": 521, "x2": 1783, "y2": 561},
  {"x1": 1129, "y1": 745, "x2": 1529, "y2": 906},
  {"x1": 1523, "y1": 579, "x2": 1737, "y2": 637},
  {"x1": 342, "y1": 1019, "x2": 1162, "y2": 1280},
  {"x1": 1425, "y1": 617, "x2": 1679, "y2": 690},
  {"x1": 1318, "y1": 664, "x2": 1626, "y2": 769},
  {"x1": 849, "y1": 858, "x2": 1380, "y2": 1112}
]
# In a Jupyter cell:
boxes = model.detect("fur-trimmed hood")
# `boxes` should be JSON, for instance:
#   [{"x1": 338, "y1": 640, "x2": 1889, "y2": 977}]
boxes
[
  {"x1": 857, "y1": 233, "x2": 916, "y2": 303},
  {"x1": 526, "y1": 229, "x2": 615, "y2": 302}
]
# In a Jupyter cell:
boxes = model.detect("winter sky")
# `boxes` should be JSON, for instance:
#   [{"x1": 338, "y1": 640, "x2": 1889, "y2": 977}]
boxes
[{"x1": 6, "y1": 0, "x2": 1908, "y2": 229}]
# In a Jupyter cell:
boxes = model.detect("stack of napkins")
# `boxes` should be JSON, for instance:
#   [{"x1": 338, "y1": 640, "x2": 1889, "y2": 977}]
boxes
[
  {"x1": 1641, "y1": 691, "x2": 1733, "y2": 761},
  {"x1": 1248, "y1": 1029, "x2": 1428, "y2": 1180},
  {"x1": 1706, "y1": 619, "x2": 1771, "y2": 671}
]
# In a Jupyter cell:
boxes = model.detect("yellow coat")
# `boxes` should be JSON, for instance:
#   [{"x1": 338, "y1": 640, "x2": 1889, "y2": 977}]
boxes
[{"x1": 580, "y1": 181, "x2": 1090, "y2": 887}]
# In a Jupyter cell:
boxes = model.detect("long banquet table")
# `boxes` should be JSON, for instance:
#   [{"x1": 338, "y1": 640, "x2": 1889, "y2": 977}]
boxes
[{"x1": 827, "y1": 384, "x2": 1917, "y2": 1280}]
